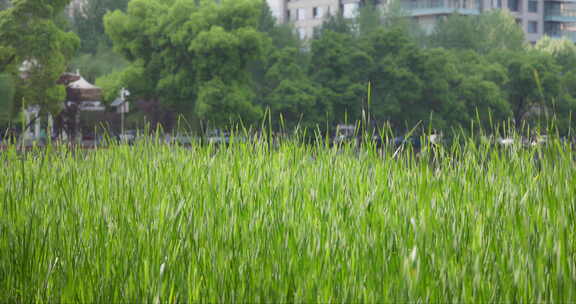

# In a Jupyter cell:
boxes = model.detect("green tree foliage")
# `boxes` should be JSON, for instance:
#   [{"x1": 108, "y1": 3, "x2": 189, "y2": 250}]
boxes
[
  {"x1": 96, "y1": 62, "x2": 148, "y2": 103},
  {"x1": 357, "y1": 2, "x2": 383, "y2": 37},
  {"x1": 262, "y1": 47, "x2": 328, "y2": 129},
  {"x1": 72, "y1": 0, "x2": 130, "y2": 54},
  {"x1": 0, "y1": 73, "x2": 15, "y2": 123},
  {"x1": 0, "y1": 45, "x2": 15, "y2": 73},
  {"x1": 90, "y1": 0, "x2": 574, "y2": 134},
  {"x1": 68, "y1": 0, "x2": 130, "y2": 82},
  {"x1": 430, "y1": 10, "x2": 525, "y2": 54},
  {"x1": 356, "y1": 28, "x2": 511, "y2": 131},
  {"x1": 309, "y1": 29, "x2": 371, "y2": 124},
  {"x1": 491, "y1": 50, "x2": 562, "y2": 128},
  {"x1": 535, "y1": 36, "x2": 576, "y2": 71},
  {"x1": 535, "y1": 37, "x2": 576, "y2": 133},
  {"x1": 258, "y1": 1, "x2": 299, "y2": 50},
  {"x1": 0, "y1": 0, "x2": 79, "y2": 117},
  {"x1": 251, "y1": 1, "x2": 320, "y2": 130},
  {"x1": 303, "y1": 10, "x2": 516, "y2": 132},
  {"x1": 196, "y1": 78, "x2": 261, "y2": 126},
  {"x1": 553, "y1": 71, "x2": 576, "y2": 134},
  {"x1": 70, "y1": 45, "x2": 128, "y2": 83},
  {"x1": 103, "y1": 0, "x2": 267, "y2": 126},
  {"x1": 255, "y1": 3, "x2": 300, "y2": 51},
  {"x1": 316, "y1": 14, "x2": 353, "y2": 37},
  {"x1": 448, "y1": 50, "x2": 511, "y2": 129}
]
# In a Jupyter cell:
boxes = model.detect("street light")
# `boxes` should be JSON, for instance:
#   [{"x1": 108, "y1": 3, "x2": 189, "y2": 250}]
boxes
[
  {"x1": 112, "y1": 88, "x2": 130, "y2": 142},
  {"x1": 120, "y1": 88, "x2": 130, "y2": 141}
]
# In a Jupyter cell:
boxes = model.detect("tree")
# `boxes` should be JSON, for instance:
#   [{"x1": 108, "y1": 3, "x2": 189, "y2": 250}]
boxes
[
  {"x1": 535, "y1": 37, "x2": 576, "y2": 134},
  {"x1": 195, "y1": 78, "x2": 261, "y2": 127},
  {"x1": 0, "y1": 0, "x2": 79, "y2": 120},
  {"x1": 418, "y1": 49, "x2": 512, "y2": 131},
  {"x1": 356, "y1": 1, "x2": 383, "y2": 37},
  {"x1": 0, "y1": 73, "x2": 15, "y2": 124},
  {"x1": 448, "y1": 50, "x2": 511, "y2": 129},
  {"x1": 309, "y1": 29, "x2": 372, "y2": 125},
  {"x1": 535, "y1": 36, "x2": 576, "y2": 73},
  {"x1": 0, "y1": 32, "x2": 16, "y2": 124},
  {"x1": 358, "y1": 27, "x2": 511, "y2": 132},
  {"x1": 315, "y1": 14, "x2": 353, "y2": 37},
  {"x1": 103, "y1": 0, "x2": 268, "y2": 129},
  {"x1": 430, "y1": 10, "x2": 525, "y2": 54},
  {"x1": 258, "y1": 1, "x2": 299, "y2": 50},
  {"x1": 70, "y1": 45, "x2": 128, "y2": 83},
  {"x1": 492, "y1": 50, "x2": 562, "y2": 128},
  {"x1": 360, "y1": 28, "x2": 423, "y2": 129},
  {"x1": 71, "y1": 0, "x2": 130, "y2": 54},
  {"x1": 261, "y1": 47, "x2": 329, "y2": 129},
  {"x1": 0, "y1": 45, "x2": 15, "y2": 73},
  {"x1": 553, "y1": 71, "x2": 576, "y2": 135},
  {"x1": 69, "y1": 0, "x2": 130, "y2": 83}
]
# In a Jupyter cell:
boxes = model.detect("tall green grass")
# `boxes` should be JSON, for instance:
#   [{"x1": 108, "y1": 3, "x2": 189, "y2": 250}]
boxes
[{"x1": 0, "y1": 135, "x2": 575, "y2": 302}]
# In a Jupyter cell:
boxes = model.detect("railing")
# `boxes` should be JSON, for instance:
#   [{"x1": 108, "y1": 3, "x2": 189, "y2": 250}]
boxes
[
  {"x1": 400, "y1": 0, "x2": 480, "y2": 14},
  {"x1": 545, "y1": 30, "x2": 576, "y2": 41},
  {"x1": 545, "y1": 5, "x2": 576, "y2": 17},
  {"x1": 401, "y1": 0, "x2": 445, "y2": 9},
  {"x1": 401, "y1": 0, "x2": 482, "y2": 11}
]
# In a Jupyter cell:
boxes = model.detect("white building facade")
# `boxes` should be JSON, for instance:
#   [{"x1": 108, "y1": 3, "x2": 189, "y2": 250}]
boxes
[
  {"x1": 267, "y1": 0, "x2": 367, "y2": 39},
  {"x1": 266, "y1": 0, "x2": 576, "y2": 43}
]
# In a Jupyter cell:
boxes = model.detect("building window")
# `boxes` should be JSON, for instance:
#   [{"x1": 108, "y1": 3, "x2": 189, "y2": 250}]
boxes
[
  {"x1": 313, "y1": 7, "x2": 324, "y2": 19},
  {"x1": 528, "y1": 21, "x2": 538, "y2": 33},
  {"x1": 528, "y1": 0, "x2": 537, "y2": 12},
  {"x1": 545, "y1": 22, "x2": 561, "y2": 35},
  {"x1": 286, "y1": 10, "x2": 291, "y2": 21},
  {"x1": 508, "y1": 0, "x2": 519, "y2": 11},
  {"x1": 296, "y1": 8, "x2": 306, "y2": 21},
  {"x1": 342, "y1": 3, "x2": 359, "y2": 18}
]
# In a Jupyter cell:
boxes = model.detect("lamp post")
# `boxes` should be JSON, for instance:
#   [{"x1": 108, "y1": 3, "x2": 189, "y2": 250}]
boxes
[{"x1": 118, "y1": 88, "x2": 130, "y2": 142}]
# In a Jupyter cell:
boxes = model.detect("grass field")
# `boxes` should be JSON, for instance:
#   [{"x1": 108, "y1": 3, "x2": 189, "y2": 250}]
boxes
[{"x1": 0, "y1": 136, "x2": 575, "y2": 302}]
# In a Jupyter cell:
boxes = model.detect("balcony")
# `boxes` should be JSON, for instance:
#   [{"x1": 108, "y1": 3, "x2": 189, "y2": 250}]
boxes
[
  {"x1": 401, "y1": 0, "x2": 480, "y2": 16},
  {"x1": 544, "y1": 30, "x2": 576, "y2": 41},
  {"x1": 545, "y1": 6, "x2": 576, "y2": 22}
]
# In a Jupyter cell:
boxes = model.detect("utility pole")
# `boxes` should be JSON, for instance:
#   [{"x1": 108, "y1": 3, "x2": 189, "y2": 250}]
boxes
[{"x1": 119, "y1": 88, "x2": 130, "y2": 141}]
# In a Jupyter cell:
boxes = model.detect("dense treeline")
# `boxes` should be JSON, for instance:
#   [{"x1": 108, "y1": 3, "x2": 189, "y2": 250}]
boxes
[
  {"x1": 97, "y1": 0, "x2": 576, "y2": 134},
  {"x1": 2, "y1": 0, "x2": 576, "y2": 135},
  {"x1": 0, "y1": 0, "x2": 79, "y2": 129}
]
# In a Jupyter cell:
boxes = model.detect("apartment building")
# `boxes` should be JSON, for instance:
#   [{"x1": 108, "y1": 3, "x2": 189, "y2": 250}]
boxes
[
  {"x1": 267, "y1": 0, "x2": 370, "y2": 39},
  {"x1": 66, "y1": 0, "x2": 87, "y2": 18},
  {"x1": 544, "y1": 0, "x2": 576, "y2": 42},
  {"x1": 0, "y1": 0, "x2": 85, "y2": 15},
  {"x1": 403, "y1": 0, "x2": 576, "y2": 43},
  {"x1": 266, "y1": 0, "x2": 576, "y2": 43}
]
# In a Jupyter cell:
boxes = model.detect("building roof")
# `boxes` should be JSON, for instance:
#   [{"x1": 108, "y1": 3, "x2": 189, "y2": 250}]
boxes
[
  {"x1": 68, "y1": 77, "x2": 99, "y2": 90},
  {"x1": 66, "y1": 77, "x2": 102, "y2": 102}
]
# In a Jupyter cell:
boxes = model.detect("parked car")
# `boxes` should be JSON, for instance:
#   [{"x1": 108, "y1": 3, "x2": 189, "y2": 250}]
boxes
[
  {"x1": 206, "y1": 129, "x2": 230, "y2": 145},
  {"x1": 172, "y1": 134, "x2": 200, "y2": 146},
  {"x1": 118, "y1": 130, "x2": 137, "y2": 144},
  {"x1": 333, "y1": 124, "x2": 357, "y2": 145}
]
